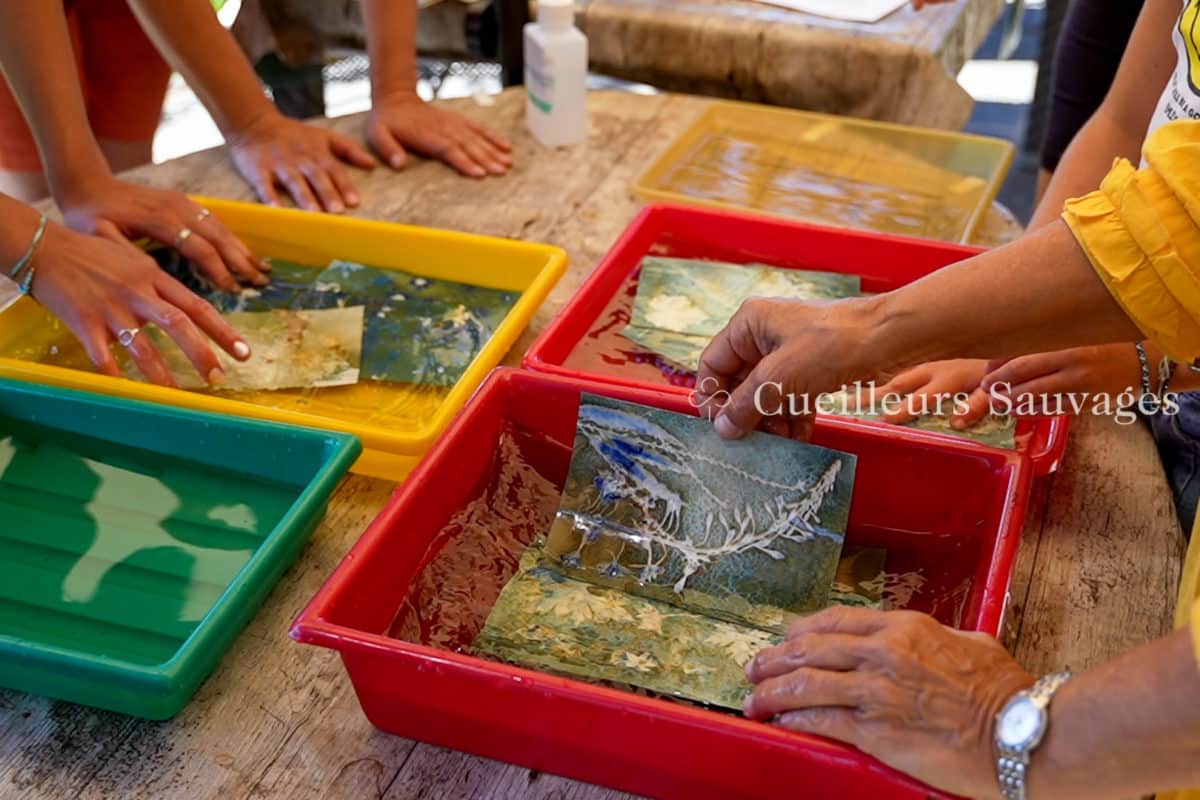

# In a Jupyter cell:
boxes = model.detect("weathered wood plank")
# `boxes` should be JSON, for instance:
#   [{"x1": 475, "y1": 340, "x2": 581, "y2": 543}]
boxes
[{"x1": 1011, "y1": 414, "x2": 1184, "y2": 676}]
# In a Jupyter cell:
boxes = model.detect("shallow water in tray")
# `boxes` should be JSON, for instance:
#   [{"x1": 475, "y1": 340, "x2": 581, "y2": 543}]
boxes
[
  {"x1": 0, "y1": 425, "x2": 296, "y2": 665},
  {"x1": 386, "y1": 420, "x2": 979, "y2": 653},
  {"x1": 560, "y1": 271, "x2": 698, "y2": 388},
  {"x1": 2, "y1": 296, "x2": 452, "y2": 435}
]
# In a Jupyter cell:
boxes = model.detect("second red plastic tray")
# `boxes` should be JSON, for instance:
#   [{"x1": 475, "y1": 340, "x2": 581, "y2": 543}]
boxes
[{"x1": 523, "y1": 203, "x2": 1069, "y2": 475}]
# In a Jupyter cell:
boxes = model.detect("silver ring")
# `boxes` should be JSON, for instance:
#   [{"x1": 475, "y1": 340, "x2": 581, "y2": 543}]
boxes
[
  {"x1": 173, "y1": 227, "x2": 193, "y2": 250},
  {"x1": 196, "y1": 208, "x2": 211, "y2": 223},
  {"x1": 117, "y1": 327, "x2": 141, "y2": 348}
]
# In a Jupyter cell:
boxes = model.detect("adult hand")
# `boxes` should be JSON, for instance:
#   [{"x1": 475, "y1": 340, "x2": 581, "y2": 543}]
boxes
[
  {"x1": 865, "y1": 359, "x2": 990, "y2": 426},
  {"x1": 980, "y1": 344, "x2": 1142, "y2": 414},
  {"x1": 744, "y1": 606, "x2": 1034, "y2": 800},
  {"x1": 229, "y1": 111, "x2": 376, "y2": 213},
  {"x1": 29, "y1": 222, "x2": 251, "y2": 387},
  {"x1": 696, "y1": 296, "x2": 891, "y2": 440},
  {"x1": 365, "y1": 91, "x2": 513, "y2": 178},
  {"x1": 57, "y1": 176, "x2": 269, "y2": 294}
]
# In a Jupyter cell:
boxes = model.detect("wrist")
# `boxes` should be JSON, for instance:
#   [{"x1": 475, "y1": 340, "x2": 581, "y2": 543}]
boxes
[
  {"x1": 994, "y1": 672, "x2": 1073, "y2": 800},
  {"x1": 866, "y1": 291, "x2": 951, "y2": 377},
  {"x1": 371, "y1": 85, "x2": 422, "y2": 109},
  {"x1": 46, "y1": 151, "x2": 115, "y2": 207},
  {"x1": 222, "y1": 102, "x2": 286, "y2": 144}
]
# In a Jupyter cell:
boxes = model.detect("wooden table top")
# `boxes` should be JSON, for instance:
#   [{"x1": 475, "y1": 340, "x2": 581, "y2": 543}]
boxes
[{"x1": 0, "y1": 90, "x2": 1183, "y2": 800}]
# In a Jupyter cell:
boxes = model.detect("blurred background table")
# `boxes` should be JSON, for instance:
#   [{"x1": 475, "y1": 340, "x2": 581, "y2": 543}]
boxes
[
  {"x1": 0, "y1": 89, "x2": 1182, "y2": 800},
  {"x1": 582, "y1": 0, "x2": 1004, "y2": 128}
]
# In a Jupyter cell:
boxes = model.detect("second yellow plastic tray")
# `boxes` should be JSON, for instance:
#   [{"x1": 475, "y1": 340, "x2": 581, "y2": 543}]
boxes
[
  {"x1": 635, "y1": 102, "x2": 1014, "y2": 243},
  {"x1": 0, "y1": 198, "x2": 566, "y2": 482}
]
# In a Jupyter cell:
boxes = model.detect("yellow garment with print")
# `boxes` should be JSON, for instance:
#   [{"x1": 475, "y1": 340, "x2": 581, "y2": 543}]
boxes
[{"x1": 1063, "y1": 118, "x2": 1200, "y2": 800}]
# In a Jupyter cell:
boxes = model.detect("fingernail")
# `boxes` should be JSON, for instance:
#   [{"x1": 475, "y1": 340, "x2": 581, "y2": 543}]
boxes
[
  {"x1": 346, "y1": 192, "x2": 360, "y2": 206},
  {"x1": 233, "y1": 341, "x2": 251, "y2": 359},
  {"x1": 254, "y1": 274, "x2": 270, "y2": 286},
  {"x1": 742, "y1": 695, "x2": 755, "y2": 716},
  {"x1": 715, "y1": 415, "x2": 742, "y2": 439},
  {"x1": 208, "y1": 367, "x2": 226, "y2": 385},
  {"x1": 472, "y1": 167, "x2": 486, "y2": 178},
  {"x1": 330, "y1": 201, "x2": 345, "y2": 213},
  {"x1": 259, "y1": 258, "x2": 273, "y2": 271},
  {"x1": 389, "y1": 154, "x2": 404, "y2": 169}
]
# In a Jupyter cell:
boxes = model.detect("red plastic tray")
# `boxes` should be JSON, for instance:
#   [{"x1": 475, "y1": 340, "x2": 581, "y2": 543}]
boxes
[
  {"x1": 293, "y1": 368, "x2": 1032, "y2": 800},
  {"x1": 523, "y1": 203, "x2": 1069, "y2": 476}
]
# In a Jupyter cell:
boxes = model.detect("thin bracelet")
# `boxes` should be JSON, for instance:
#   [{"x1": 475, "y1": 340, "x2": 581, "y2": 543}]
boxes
[
  {"x1": 8, "y1": 212, "x2": 48, "y2": 279},
  {"x1": 1159, "y1": 356, "x2": 1179, "y2": 397}
]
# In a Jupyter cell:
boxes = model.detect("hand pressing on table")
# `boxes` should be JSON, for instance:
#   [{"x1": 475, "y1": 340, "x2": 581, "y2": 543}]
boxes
[
  {"x1": 57, "y1": 176, "x2": 270, "y2": 294},
  {"x1": 744, "y1": 606, "x2": 1035, "y2": 800},
  {"x1": 27, "y1": 215, "x2": 251, "y2": 388},
  {"x1": 366, "y1": 91, "x2": 513, "y2": 179},
  {"x1": 229, "y1": 111, "x2": 377, "y2": 213}
]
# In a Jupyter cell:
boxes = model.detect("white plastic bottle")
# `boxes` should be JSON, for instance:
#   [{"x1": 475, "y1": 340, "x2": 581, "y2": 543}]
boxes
[{"x1": 524, "y1": 0, "x2": 588, "y2": 147}]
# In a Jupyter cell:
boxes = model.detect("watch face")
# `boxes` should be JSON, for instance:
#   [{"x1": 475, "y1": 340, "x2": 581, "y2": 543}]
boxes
[{"x1": 997, "y1": 697, "x2": 1043, "y2": 749}]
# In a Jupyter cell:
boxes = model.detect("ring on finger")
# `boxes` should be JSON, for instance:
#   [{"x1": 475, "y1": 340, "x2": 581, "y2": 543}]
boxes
[
  {"x1": 173, "y1": 227, "x2": 193, "y2": 250},
  {"x1": 117, "y1": 327, "x2": 142, "y2": 348}
]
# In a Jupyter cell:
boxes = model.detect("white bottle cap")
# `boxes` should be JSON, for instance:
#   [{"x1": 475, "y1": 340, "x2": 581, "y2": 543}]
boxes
[{"x1": 537, "y1": 0, "x2": 575, "y2": 29}]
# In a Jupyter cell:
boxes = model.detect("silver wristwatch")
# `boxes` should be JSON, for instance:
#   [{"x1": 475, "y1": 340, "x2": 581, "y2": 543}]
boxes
[{"x1": 993, "y1": 672, "x2": 1072, "y2": 800}]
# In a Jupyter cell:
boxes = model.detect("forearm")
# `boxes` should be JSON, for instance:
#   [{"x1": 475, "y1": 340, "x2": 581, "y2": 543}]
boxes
[
  {"x1": 126, "y1": 0, "x2": 277, "y2": 135},
  {"x1": 361, "y1": 0, "x2": 419, "y2": 102},
  {"x1": 1028, "y1": 110, "x2": 1144, "y2": 230},
  {"x1": 870, "y1": 221, "x2": 1143, "y2": 372},
  {"x1": 1025, "y1": 628, "x2": 1200, "y2": 799},
  {"x1": 0, "y1": 3, "x2": 112, "y2": 195}
]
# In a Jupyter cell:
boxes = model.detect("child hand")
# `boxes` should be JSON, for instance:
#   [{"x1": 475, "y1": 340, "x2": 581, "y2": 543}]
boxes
[
  {"x1": 980, "y1": 344, "x2": 1143, "y2": 415},
  {"x1": 365, "y1": 92, "x2": 513, "y2": 178},
  {"x1": 856, "y1": 359, "x2": 989, "y2": 425},
  {"x1": 229, "y1": 112, "x2": 376, "y2": 213}
]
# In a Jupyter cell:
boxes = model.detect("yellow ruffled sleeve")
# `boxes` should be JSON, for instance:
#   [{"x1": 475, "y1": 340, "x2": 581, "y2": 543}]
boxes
[{"x1": 1062, "y1": 120, "x2": 1200, "y2": 364}]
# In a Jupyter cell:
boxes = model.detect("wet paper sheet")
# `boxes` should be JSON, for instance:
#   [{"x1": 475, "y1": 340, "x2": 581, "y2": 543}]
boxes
[
  {"x1": 208, "y1": 258, "x2": 517, "y2": 387},
  {"x1": 621, "y1": 257, "x2": 860, "y2": 371},
  {"x1": 475, "y1": 544, "x2": 887, "y2": 710},
  {"x1": 145, "y1": 306, "x2": 364, "y2": 391},
  {"x1": 544, "y1": 395, "x2": 857, "y2": 625},
  {"x1": 475, "y1": 544, "x2": 784, "y2": 709}
]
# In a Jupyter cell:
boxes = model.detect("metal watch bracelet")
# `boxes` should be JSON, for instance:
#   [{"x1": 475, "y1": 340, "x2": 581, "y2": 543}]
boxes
[{"x1": 996, "y1": 671, "x2": 1073, "y2": 800}]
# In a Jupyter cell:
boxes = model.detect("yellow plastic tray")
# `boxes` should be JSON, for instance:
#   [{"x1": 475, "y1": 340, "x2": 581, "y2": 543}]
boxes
[
  {"x1": 635, "y1": 102, "x2": 1015, "y2": 243},
  {"x1": 0, "y1": 197, "x2": 566, "y2": 482}
]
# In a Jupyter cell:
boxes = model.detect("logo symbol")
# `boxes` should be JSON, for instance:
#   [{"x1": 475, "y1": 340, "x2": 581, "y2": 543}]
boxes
[{"x1": 689, "y1": 376, "x2": 731, "y2": 420}]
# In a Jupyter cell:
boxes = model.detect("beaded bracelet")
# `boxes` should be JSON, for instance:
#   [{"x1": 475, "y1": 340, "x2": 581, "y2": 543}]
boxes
[{"x1": 8, "y1": 212, "x2": 48, "y2": 295}]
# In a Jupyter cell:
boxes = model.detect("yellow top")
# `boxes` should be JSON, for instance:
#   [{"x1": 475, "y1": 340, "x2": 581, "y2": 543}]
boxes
[{"x1": 1062, "y1": 118, "x2": 1200, "y2": 799}]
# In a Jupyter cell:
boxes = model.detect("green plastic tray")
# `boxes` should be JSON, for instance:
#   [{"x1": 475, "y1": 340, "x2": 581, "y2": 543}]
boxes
[{"x1": 0, "y1": 378, "x2": 360, "y2": 719}]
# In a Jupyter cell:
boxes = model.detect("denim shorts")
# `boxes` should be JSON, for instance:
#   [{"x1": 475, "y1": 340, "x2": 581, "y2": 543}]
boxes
[{"x1": 1147, "y1": 391, "x2": 1200, "y2": 537}]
